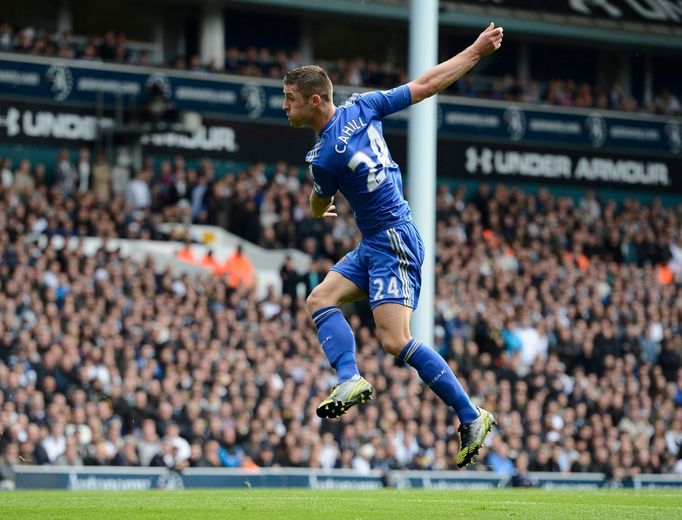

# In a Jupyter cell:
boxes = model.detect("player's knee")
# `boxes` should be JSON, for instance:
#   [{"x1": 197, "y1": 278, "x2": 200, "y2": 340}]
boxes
[
  {"x1": 378, "y1": 331, "x2": 408, "y2": 357},
  {"x1": 306, "y1": 287, "x2": 330, "y2": 316},
  {"x1": 305, "y1": 291, "x2": 320, "y2": 316}
]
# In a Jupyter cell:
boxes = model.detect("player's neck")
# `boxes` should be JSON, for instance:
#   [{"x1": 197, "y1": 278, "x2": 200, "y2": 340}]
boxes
[{"x1": 312, "y1": 105, "x2": 337, "y2": 134}]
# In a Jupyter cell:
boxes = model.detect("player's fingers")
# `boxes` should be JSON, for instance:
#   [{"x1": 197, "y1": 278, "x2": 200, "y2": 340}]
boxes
[{"x1": 486, "y1": 22, "x2": 495, "y2": 31}]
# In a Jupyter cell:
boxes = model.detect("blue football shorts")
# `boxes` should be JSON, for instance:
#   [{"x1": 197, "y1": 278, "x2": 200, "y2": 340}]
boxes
[{"x1": 331, "y1": 221, "x2": 425, "y2": 310}]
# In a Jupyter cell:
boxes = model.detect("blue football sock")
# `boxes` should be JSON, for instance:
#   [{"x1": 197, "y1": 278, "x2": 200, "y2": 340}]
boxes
[
  {"x1": 399, "y1": 338, "x2": 479, "y2": 424},
  {"x1": 312, "y1": 306, "x2": 359, "y2": 382}
]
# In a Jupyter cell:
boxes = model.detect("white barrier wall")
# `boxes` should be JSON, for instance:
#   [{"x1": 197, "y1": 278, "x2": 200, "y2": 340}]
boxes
[{"x1": 29, "y1": 223, "x2": 312, "y2": 299}]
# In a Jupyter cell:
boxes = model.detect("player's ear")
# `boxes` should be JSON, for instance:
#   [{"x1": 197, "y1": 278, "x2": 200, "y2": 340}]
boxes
[{"x1": 309, "y1": 93, "x2": 322, "y2": 106}]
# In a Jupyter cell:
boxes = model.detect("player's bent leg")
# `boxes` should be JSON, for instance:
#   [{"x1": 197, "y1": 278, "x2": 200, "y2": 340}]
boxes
[
  {"x1": 305, "y1": 271, "x2": 366, "y2": 315},
  {"x1": 373, "y1": 302, "x2": 495, "y2": 467},
  {"x1": 308, "y1": 272, "x2": 373, "y2": 419},
  {"x1": 371, "y1": 302, "x2": 412, "y2": 356}
]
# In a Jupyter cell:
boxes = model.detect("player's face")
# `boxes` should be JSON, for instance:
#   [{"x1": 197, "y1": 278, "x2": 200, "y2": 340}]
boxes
[{"x1": 282, "y1": 84, "x2": 312, "y2": 128}]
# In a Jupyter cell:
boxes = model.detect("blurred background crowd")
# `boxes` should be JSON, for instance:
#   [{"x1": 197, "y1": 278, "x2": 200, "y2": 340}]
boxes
[
  {"x1": 1, "y1": 0, "x2": 682, "y2": 489},
  {"x1": 1, "y1": 148, "x2": 681, "y2": 487}
]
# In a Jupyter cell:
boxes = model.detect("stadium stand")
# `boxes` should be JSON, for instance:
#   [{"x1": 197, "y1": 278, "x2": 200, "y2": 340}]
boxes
[
  {"x1": 0, "y1": 150, "x2": 681, "y2": 484},
  {"x1": 1, "y1": 0, "x2": 682, "y2": 493},
  {"x1": 0, "y1": 20, "x2": 679, "y2": 115}
]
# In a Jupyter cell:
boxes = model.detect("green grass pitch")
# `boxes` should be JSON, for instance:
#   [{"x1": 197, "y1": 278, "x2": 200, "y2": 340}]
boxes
[{"x1": 2, "y1": 489, "x2": 681, "y2": 519}]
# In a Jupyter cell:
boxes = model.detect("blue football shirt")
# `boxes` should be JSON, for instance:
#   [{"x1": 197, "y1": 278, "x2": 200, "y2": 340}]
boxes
[{"x1": 305, "y1": 85, "x2": 413, "y2": 236}]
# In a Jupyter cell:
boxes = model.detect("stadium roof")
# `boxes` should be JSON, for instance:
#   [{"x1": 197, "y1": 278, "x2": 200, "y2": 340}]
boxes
[{"x1": 220, "y1": 0, "x2": 682, "y2": 49}]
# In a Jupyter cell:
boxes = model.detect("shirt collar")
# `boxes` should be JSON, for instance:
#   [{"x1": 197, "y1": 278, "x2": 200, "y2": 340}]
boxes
[{"x1": 319, "y1": 107, "x2": 340, "y2": 136}]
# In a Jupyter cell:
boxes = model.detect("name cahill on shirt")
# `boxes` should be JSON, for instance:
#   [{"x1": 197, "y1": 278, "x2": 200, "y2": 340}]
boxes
[{"x1": 335, "y1": 117, "x2": 367, "y2": 153}]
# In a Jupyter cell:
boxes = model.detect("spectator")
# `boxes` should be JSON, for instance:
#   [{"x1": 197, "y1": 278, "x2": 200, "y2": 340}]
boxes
[
  {"x1": 188, "y1": 442, "x2": 207, "y2": 467},
  {"x1": 0, "y1": 21, "x2": 12, "y2": 50},
  {"x1": 55, "y1": 438, "x2": 84, "y2": 466},
  {"x1": 54, "y1": 149, "x2": 76, "y2": 195},
  {"x1": 137, "y1": 419, "x2": 162, "y2": 466},
  {"x1": 198, "y1": 250, "x2": 220, "y2": 273},
  {"x1": 125, "y1": 169, "x2": 152, "y2": 210},
  {"x1": 510, "y1": 451, "x2": 534, "y2": 487},
  {"x1": 80, "y1": 42, "x2": 99, "y2": 61},
  {"x1": 280, "y1": 255, "x2": 300, "y2": 301},
  {"x1": 98, "y1": 30, "x2": 117, "y2": 61},
  {"x1": 91, "y1": 152, "x2": 112, "y2": 202},
  {"x1": 111, "y1": 149, "x2": 132, "y2": 196},
  {"x1": 13, "y1": 158, "x2": 34, "y2": 195},
  {"x1": 33, "y1": 162, "x2": 46, "y2": 186},
  {"x1": 190, "y1": 173, "x2": 212, "y2": 222},
  {"x1": 351, "y1": 444, "x2": 374, "y2": 474},
  {"x1": 120, "y1": 437, "x2": 140, "y2": 466},
  {"x1": 1, "y1": 157, "x2": 13, "y2": 188},
  {"x1": 655, "y1": 88, "x2": 681, "y2": 116},
  {"x1": 487, "y1": 436, "x2": 515, "y2": 476},
  {"x1": 23, "y1": 425, "x2": 50, "y2": 465},
  {"x1": 149, "y1": 439, "x2": 176, "y2": 468},
  {"x1": 77, "y1": 147, "x2": 91, "y2": 193},
  {"x1": 164, "y1": 423, "x2": 191, "y2": 467},
  {"x1": 516, "y1": 316, "x2": 548, "y2": 368},
  {"x1": 529, "y1": 445, "x2": 560, "y2": 472},
  {"x1": 571, "y1": 451, "x2": 599, "y2": 473},
  {"x1": 66, "y1": 408, "x2": 93, "y2": 448},
  {"x1": 220, "y1": 244, "x2": 255, "y2": 289},
  {"x1": 84, "y1": 439, "x2": 125, "y2": 466},
  {"x1": 175, "y1": 238, "x2": 197, "y2": 264},
  {"x1": 666, "y1": 418, "x2": 682, "y2": 458},
  {"x1": 201, "y1": 440, "x2": 233, "y2": 468},
  {"x1": 13, "y1": 27, "x2": 34, "y2": 53},
  {"x1": 41, "y1": 421, "x2": 67, "y2": 463},
  {"x1": 0, "y1": 443, "x2": 18, "y2": 490}
]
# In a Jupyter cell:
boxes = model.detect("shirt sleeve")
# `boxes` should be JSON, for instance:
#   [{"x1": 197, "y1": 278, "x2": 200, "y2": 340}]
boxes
[
  {"x1": 309, "y1": 163, "x2": 337, "y2": 198},
  {"x1": 359, "y1": 84, "x2": 413, "y2": 119}
]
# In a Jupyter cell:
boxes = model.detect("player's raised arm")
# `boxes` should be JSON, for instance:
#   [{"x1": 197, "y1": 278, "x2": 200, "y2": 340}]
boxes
[{"x1": 407, "y1": 22, "x2": 504, "y2": 104}]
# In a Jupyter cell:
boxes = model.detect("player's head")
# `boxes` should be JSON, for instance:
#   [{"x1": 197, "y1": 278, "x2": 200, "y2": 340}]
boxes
[{"x1": 282, "y1": 65, "x2": 333, "y2": 128}]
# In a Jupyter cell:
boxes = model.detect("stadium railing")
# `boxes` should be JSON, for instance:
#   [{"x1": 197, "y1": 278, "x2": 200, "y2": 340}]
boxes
[
  {"x1": 0, "y1": 52, "x2": 679, "y2": 158},
  {"x1": 11, "y1": 465, "x2": 682, "y2": 490}
]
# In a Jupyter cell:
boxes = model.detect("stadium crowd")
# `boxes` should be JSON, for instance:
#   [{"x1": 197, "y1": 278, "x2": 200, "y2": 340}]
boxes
[
  {"x1": 1, "y1": 20, "x2": 680, "y2": 116},
  {"x1": 1, "y1": 148, "x2": 682, "y2": 490}
]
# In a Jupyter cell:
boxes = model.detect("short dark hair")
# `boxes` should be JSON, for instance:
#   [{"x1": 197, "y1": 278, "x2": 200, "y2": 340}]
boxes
[{"x1": 283, "y1": 65, "x2": 332, "y2": 102}]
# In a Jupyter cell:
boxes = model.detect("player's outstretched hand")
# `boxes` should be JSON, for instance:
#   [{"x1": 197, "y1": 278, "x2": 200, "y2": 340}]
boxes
[
  {"x1": 472, "y1": 22, "x2": 504, "y2": 58},
  {"x1": 322, "y1": 205, "x2": 337, "y2": 218}
]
